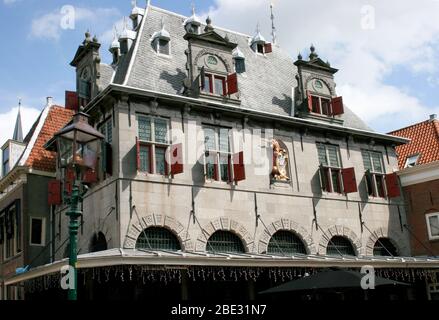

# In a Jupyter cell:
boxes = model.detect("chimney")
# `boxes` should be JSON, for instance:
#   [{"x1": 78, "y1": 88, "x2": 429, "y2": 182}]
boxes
[
  {"x1": 430, "y1": 114, "x2": 437, "y2": 121},
  {"x1": 46, "y1": 97, "x2": 53, "y2": 107}
]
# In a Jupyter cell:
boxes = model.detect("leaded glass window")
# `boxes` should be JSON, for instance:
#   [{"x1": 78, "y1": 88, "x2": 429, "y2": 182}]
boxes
[
  {"x1": 137, "y1": 116, "x2": 170, "y2": 175},
  {"x1": 136, "y1": 227, "x2": 181, "y2": 251},
  {"x1": 317, "y1": 143, "x2": 342, "y2": 193},
  {"x1": 327, "y1": 236, "x2": 356, "y2": 256},
  {"x1": 207, "y1": 231, "x2": 245, "y2": 253},
  {"x1": 373, "y1": 238, "x2": 398, "y2": 256},
  {"x1": 203, "y1": 126, "x2": 231, "y2": 182},
  {"x1": 267, "y1": 231, "x2": 307, "y2": 255}
]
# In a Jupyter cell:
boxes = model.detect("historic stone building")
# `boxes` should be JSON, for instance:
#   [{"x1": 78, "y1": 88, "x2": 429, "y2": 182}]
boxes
[{"x1": 5, "y1": 3, "x2": 439, "y2": 300}]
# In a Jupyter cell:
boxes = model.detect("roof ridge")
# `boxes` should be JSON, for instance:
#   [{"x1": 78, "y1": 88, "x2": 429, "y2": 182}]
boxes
[
  {"x1": 149, "y1": 5, "x2": 253, "y2": 39},
  {"x1": 388, "y1": 119, "x2": 432, "y2": 135}
]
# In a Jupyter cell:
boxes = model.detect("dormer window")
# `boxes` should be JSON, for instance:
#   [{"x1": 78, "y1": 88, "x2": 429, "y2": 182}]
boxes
[
  {"x1": 202, "y1": 73, "x2": 226, "y2": 96},
  {"x1": 307, "y1": 91, "x2": 344, "y2": 117},
  {"x1": 235, "y1": 58, "x2": 246, "y2": 73},
  {"x1": 405, "y1": 154, "x2": 420, "y2": 168},
  {"x1": 257, "y1": 44, "x2": 264, "y2": 54},
  {"x1": 158, "y1": 39, "x2": 170, "y2": 55}
]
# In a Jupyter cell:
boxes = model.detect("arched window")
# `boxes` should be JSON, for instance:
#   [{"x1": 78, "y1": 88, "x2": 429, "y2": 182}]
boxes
[
  {"x1": 136, "y1": 227, "x2": 181, "y2": 251},
  {"x1": 327, "y1": 236, "x2": 356, "y2": 256},
  {"x1": 373, "y1": 238, "x2": 398, "y2": 256},
  {"x1": 267, "y1": 230, "x2": 307, "y2": 255},
  {"x1": 90, "y1": 232, "x2": 108, "y2": 253},
  {"x1": 206, "y1": 231, "x2": 245, "y2": 253}
]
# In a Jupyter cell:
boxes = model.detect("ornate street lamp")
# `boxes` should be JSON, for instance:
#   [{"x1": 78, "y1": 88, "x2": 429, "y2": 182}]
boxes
[{"x1": 53, "y1": 107, "x2": 104, "y2": 300}]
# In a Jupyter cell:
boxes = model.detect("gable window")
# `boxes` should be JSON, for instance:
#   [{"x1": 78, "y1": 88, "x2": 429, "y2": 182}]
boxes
[
  {"x1": 405, "y1": 154, "x2": 420, "y2": 168},
  {"x1": 99, "y1": 118, "x2": 113, "y2": 144},
  {"x1": 138, "y1": 115, "x2": 170, "y2": 175},
  {"x1": 257, "y1": 43, "x2": 264, "y2": 54},
  {"x1": 204, "y1": 126, "x2": 231, "y2": 182},
  {"x1": 30, "y1": 217, "x2": 45, "y2": 246},
  {"x1": 426, "y1": 213, "x2": 439, "y2": 241},
  {"x1": 2, "y1": 146, "x2": 9, "y2": 176},
  {"x1": 158, "y1": 39, "x2": 170, "y2": 55},
  {"x1": 362, "y1": 150, "x2": 386, "y2": 198},
  {"x1": 235, "y1": 58, "x2": 246, "y2": 73},
  {"x1": 317, "y1": 143, "x2": 342, "y2": 193},
  {"x1": 202, "y1": 73, "x2": 226, "y2": 96}
]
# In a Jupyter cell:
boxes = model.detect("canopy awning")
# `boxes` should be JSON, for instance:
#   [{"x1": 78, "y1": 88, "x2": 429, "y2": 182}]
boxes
[{"x1": 5, "y1": 248, "x2": 439, "y2": 286}]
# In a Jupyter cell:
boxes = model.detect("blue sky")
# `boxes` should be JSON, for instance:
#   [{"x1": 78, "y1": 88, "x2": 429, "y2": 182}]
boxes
[{"x1": 1, "y1": 0, "x2": 439, "y2": 142}]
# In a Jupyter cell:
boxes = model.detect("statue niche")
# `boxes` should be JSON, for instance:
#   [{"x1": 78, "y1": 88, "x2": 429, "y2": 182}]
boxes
[{"x1": 271, "y1": 139, "x2": 290, "y2": 182}]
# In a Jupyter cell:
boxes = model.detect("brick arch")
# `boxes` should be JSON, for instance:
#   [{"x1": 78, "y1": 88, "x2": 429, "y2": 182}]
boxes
[
  {"x1": 304, "y1": 75, "x2": 336, "y2": 96},
  {"x1": 195, "y1": 218, "x2": 253, "y2": 252},
  {"x1": 258, "y1": 219, "x2": 316, "y2": 254},
  {"x1": 124, "y1": 214, "x2": 193, "y2": 251},
  {"x1": 319, "y1": 225, "x2": 362, "y2": 256},
  {"x1": 365, "y1": 227, "x2": 408, "y2": 256}
]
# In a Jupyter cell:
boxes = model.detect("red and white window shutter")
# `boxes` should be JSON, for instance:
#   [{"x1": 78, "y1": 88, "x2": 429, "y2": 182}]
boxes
[
  {"x1": 48, "y1": 180, "x2": 62, "y2": 206},
  {"x1": 170, "y1": 143, "x2": 184, "y2": 175},
  {"x1": 331, "y1": 96, "x2": 344, "y2": 115},
  {"x1": 233, "y1": 151, "x2": 246, "y2": 182},
  {"x1": 385, "y1": 172, "x2": 401, "y2": 198},
  {"x1": 341, "y1": 167, "x2": 358, "y2": 194},
  {"x1": 264, "y1": 43, "x2": 273, "y2": 54},
  {"x1": 227, "y1": 73, "x2": 239, "y2": 95}
]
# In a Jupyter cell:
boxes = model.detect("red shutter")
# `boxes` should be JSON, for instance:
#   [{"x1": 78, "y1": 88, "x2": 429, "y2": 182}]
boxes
[
  {"x1": 136, "y1": 137, "x2": 141, "y2": 171},
  {"x1": 170, "y1": 143, "x2": 184, "y2": 175},
  {"x1": 385, "y1": 172, "x2": 401, "y2": 198},
  {"x1": 341, "y1": 167, "x2": 358, "y2": 194},
  {"x1": 331, "y1": 96, "x2": 344, "y2": 115},
  {"x1": 48, "y1": 180, "x2": 62, "y2": 205},
  {"x1": 227, "y1": 73, "x2": 238, "y2": 95},
  {"x1": 307, "y1": 91, "x2": 313, "y2": 112},
  {"x1": 233, "y1": 151, "x2": 246, "y2": 182},
  {"x1": 65, "y1": 91, "x2": 79, "y2": 112},
  {"x1": 264, "y1": 43, "x2": 273, "y2": 53},
  {"x1": 83, "y1": 169, "x2": 98, "y2": 184}
]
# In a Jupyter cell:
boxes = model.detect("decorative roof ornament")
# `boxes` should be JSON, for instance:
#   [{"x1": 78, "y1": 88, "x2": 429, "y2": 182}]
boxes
[
  {"x1": 251, "y1": 23, "x2": 266, "y2": 44},
  {"x1": 233, "y1": 47, "x2": 245, "y2": 59},
  {"x1": 110, "y1": 26, "x2": 120, "y2": 50},
  {"x1": 297, "y1": 52, "x2": 303, "y2": 60},
  {"x1": 120, "y1": 17, "x2": 137, "y2": 40},
  {"x1": 309, "y1": 44, "x2": 318, "y2": 60},
  {"x1": 184, "y1": 2, "x2": 202, "y2": 27},
  {"x1": 152, "y1": 17, "x2": 170, "y2": 41},
  {"x1": 84, "y1": 30, "x2": 92, "y2": 43},
  {"x1": 270, "y1": 2, "x2": 277, "y2": 45},
  {"x1": 130, "y1": 0, "x2": 145, "y2": 18},
  {"x1": 204, "y1": 16, "x2": 214, "y2": 32}
]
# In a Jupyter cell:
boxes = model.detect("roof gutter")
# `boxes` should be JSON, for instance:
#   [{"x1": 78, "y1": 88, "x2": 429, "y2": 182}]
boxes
[{"x1": 86, "y1": 84, "x2": 409, "y2": 145}]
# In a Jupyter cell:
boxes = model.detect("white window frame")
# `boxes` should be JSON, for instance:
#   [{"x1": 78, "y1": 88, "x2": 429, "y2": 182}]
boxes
[
  {"x1": 155, "y1": 38, "x2": 171, "y2": 57},
  {"x1": 426, "y1": 212, "x2": 439, "y2": 241},
  {"x1": 29, "y1": 217, "x2": 46, "y2": 247},
  {"x1": 362, "y1": 150, "x2": 387, "y2": 199},
  {"x1": 203, "y1": 126, "x2": 232, "y2": 183},
  {"x1": 405, "y1": 154, "x2": 420, "y2": 168},
  {"x1": 137, "y1": 115, "x2": 171, "y2": 176},
  {"x1": 317, "y1": 143, "x2": 343, "y2": 194}
]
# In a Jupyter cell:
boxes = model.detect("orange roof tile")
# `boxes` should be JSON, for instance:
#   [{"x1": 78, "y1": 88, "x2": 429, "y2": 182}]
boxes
[
  {"x1": 389, "y1": 119, "x2": 439, "y2": 169},
  {"x1": 24, "y1": 105, "x2": 74, "y2": 172}
]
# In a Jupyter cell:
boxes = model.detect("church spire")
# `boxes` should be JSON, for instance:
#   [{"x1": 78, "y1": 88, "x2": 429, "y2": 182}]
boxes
[{"x1": 13, "y1": 99, "x2": 23, "y2": 142}]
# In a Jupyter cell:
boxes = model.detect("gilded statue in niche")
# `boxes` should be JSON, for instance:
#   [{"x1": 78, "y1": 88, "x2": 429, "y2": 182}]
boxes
[{"x1": 271, "y1": 139, "x2": 290, "y2": 181}]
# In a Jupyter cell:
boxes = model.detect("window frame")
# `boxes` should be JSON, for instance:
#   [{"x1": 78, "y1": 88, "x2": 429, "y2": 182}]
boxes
[
  {"x1": 203, "y1": 125, "x2": 232, "y2": 183},
  {"x1": 317, "y1": 143, "x2": 343, "y2": 194},
  {"x1": 155, "y1": 38, "x2": 171, "y2": 57},
  {"x1": 405, "y1": 154, "x2": 420, "y2": 168},
  {"x1": 362, "y1": 150, "x2": 386, "y2": 199},
  {"x1": 202, "y1": 72, "x2": 227, "y2": 97},
  {"x1": 29, "y1": 217, "x2": 45, "y2": 247},
  {"x1": 426, "y1": 212, "x2": 439, "y2": 241},
  {"x1": 137, "y1": 115, "x2": 171, "y2": 176},
  {"x1": 98, "y1": 117, "x2": 113, "y2": 144},
  {"x1": 2, "y1": 146, "x2": 9, "y2": 176},
  {"x1": 310, "y1": 94, "x2": 333, "y2": 116}
]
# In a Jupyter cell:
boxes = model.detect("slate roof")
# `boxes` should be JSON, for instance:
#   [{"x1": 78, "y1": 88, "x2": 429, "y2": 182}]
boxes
[
  {"x1": 103, "y1": 5, "x2": 371, "y2": 131},
  {"x1": 389, "y1": 118, "x2": 439, "y2": 169},
  {"x1": 18, "y1": 105, "x2": 74, "y2": 172}
]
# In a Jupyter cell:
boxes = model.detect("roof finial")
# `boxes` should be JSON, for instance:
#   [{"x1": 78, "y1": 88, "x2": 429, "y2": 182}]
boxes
[
  {"x1": 131, "y1": 0, "x2": 137, "y2": 8},
  {"x1": 205, "y1": 16, "x2": 214, "y2": 32},
  {"x1": 270, "y1": 2, "x2": 277, "y2": 45},
  {"x1": 13, "y1": 98, "x2": 23, "y2": 142},
  {"x1": 309, "y1": 44, "x2": 318, "y2": 60},
  {"x1": 191, "y1": 0, "x2": 196, "y2": 15}
]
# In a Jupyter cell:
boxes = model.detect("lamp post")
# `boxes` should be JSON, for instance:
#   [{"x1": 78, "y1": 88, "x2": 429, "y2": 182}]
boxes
[{"x1": 53, "y1": 107, "x2": 104, "y2": 300}]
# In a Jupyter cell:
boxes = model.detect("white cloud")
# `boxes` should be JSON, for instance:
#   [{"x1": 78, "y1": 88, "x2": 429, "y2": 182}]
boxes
[
  {"x1": 204, "y1": 0, "x2": 439, "y2": 132},
  {"x1": 3, "y1": 0, "x2": 20, "y2": 5},
  {"x1": 30, "y1": 7, "x2": 120, "y2": 40}
]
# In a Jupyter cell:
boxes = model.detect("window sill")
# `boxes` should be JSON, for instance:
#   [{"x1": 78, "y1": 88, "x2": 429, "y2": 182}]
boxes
[
  {"x1": 204, "y1": 179, "x2": 233, "y2": 186},
  {"x1": 199, "y1": 93, "x2": 241, "y2": 105},
  {"x1": 155, "y1": 53, "x2": 172, "y2": 59},
  {"x1": 2, "y1": 252, "x2": 23, "y2": 264}
]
